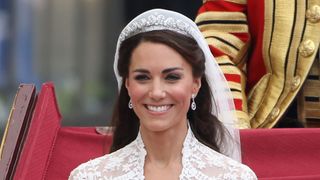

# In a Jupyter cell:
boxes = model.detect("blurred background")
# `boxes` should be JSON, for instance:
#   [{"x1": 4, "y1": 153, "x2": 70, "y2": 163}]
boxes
[{"x1": 0, "y1": 0, "x2": 201, "y2": 138}]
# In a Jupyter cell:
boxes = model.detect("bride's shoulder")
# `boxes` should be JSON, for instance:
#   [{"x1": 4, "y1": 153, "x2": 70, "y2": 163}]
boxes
[
  {"x1": 68, "y1": 153, "x2": 110, "y2": 179},
  {"x1": 68, "y1": 142, "x2": 138, "y2": 180},
  {"x1": 186, "y1": 141, "x2": 257, "y2": 179}
]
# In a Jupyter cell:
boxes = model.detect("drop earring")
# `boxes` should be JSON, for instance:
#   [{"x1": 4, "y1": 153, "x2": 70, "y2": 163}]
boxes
[
  {"x1": 128, "y1": 99, "x2": 133, "y2": 109},
  {"x1": 191, "y1": 94, "x2": 196, "y2": 110}
]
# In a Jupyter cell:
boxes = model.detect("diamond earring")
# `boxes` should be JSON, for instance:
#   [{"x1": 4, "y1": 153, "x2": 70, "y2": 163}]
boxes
[
  {"x1": 128, "y1": 99, "x2": 133, "y2": 109},
  {"x1": 191, "y1": 94, "x2": 196, "y2": 110}
]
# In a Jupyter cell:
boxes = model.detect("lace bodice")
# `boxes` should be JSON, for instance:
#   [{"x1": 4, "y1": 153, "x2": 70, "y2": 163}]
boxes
[{"x1": 69, "y1": 128, "x2": 257, "y2": 180}]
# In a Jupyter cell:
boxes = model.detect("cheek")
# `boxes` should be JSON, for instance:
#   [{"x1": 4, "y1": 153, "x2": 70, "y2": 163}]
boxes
[
  {"x1": 127, "y1": 83, "x2": 147, "y2": 102},
  {"x1": 170, "y1": 84, "x2": 193, "y2": 104}
]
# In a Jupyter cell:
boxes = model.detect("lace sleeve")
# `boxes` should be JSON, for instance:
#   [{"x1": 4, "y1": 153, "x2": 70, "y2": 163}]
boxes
[
  {"x1": 68, "y1": 159, "x2": 104, "y2": 180},
  {"x1": 237, "y1": 166, "x2": 257, "y2": 179},
  {"x1": 68, "y1": 139, "x2": 145, "y2": 180},
  {"x1": 181, "y1": 149, "x2": 258, "y2": 179},
  {"x1": 181, "y1": 132, "x2": 258, "y2": 180}
]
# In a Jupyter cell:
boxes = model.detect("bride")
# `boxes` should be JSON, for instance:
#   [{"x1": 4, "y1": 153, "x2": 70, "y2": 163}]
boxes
[{"x1": 69, "y1": 9, "x2": 257, "y2": 180}]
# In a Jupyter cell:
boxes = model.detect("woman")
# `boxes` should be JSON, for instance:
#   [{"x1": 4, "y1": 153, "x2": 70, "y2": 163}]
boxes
[{"x1": 69, "y1": 9, "x2": 257, "y2": 179}]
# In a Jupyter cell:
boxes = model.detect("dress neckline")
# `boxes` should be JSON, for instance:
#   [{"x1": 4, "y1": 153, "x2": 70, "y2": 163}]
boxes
[{"x1": 134, "y1": 125, "x2": 193, "y2": 179}]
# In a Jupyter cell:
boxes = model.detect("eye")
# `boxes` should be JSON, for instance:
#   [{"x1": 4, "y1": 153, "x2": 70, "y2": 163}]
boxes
[
  {"x1": 134, "y1": 74, "x2": 150, "y2": 81},
  {"x1": 165, "y1": 73, "x2": 181, "y2": 81}
]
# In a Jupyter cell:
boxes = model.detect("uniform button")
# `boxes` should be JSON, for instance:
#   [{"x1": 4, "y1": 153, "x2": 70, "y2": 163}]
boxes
[
  {"x1": 270, "y1": 107, "x2": 280, "y2": 120},
  {"x1": 306, "y1": 5, "x2": 320, "y2": 23},
  {"x1": 299, "y1": 39, "x2": 315, "y2": 57},
  {"x1": 291, "y1": 76, "x2": 301, "y2": 91}
]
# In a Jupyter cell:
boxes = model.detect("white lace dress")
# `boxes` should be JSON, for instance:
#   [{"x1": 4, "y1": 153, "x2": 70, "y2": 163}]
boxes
[{"x1": 69, "y1": 128, "x2": 257, "y2": 180}]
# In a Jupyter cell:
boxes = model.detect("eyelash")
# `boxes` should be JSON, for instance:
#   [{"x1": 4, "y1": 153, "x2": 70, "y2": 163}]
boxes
[
  {"x1": 134, "y1": 74, "x2": 150, "y2": 81},
  {"x1": 133, "y1": 73, "x2": 182, "y2": 82},
  {"x1": 166, "y1": 74, "x2": 181, "y2": 81}
]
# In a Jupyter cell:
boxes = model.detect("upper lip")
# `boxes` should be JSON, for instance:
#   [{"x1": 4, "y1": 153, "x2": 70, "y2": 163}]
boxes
[{"x1": 144, "y1": 103, "x2": 173, "y2": 106}]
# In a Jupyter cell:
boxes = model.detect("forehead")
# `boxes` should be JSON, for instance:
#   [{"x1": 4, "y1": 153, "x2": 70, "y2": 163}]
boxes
[{"x1": 129, "y1": 41, "x2": 191, "y2": 70}]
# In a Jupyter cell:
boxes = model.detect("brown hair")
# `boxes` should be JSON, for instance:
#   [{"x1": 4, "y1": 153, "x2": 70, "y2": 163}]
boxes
[{"x1": 110, "y1": 30, "x2": 227, "y2": 153}]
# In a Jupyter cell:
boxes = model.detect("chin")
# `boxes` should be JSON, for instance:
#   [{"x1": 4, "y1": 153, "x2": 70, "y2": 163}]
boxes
[{"x1": 140, "y1": 120, "x2": 172, "y2": 133}]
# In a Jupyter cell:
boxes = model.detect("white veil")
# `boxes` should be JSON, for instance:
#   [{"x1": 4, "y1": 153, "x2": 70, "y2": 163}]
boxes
[{"x1": 113, "y1": 9, "x2": 241, "y2": 162}]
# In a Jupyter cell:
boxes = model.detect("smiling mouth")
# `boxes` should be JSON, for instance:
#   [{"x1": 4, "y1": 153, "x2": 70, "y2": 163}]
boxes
[{"x1": 145, "y1": 105, "x2": 172, "y2": 112}]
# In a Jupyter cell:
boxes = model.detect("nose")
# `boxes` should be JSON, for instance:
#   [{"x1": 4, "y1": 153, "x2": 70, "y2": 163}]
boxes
[{"x1": 149, "y1": 79, "x2": 166, "y2": 100}]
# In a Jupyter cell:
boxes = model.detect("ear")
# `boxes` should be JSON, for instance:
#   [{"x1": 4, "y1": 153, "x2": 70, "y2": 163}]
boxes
[{"x1": 192, "y1": 77, "x2": 201, "y2": 95}]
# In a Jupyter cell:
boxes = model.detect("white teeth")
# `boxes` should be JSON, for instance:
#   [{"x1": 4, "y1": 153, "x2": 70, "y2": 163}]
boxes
[{"x1": 147, "y1": 105, "x2": 170, "y2": 112}]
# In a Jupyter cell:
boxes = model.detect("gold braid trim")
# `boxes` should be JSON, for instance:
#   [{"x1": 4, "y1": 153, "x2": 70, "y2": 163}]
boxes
[
  {"x1": 219, "y1": 65, "x2": 242, "y2": 74},
  {"x1": 198, "y1": 24, "x2": 248, "y2": 34},
  {"x1": 196, "y1": 11, "x2": 247, "y2": 22},
  {"x1": 230, "y1": 90, "x2": 244, "y2": 100},
  {"x1": 203, "y1": 0, "x2": 247, "y2": 5},
  {"x1": 206, "y1": 38, "x2": 238, "y2": 59},
  {"x1": 196, "y1": 11, "x2": 248, "y2": 33},
  {"x1": 266, "y1": 0, "x2": 320, "y2": 128},
  {"x1": 247, "y1": 74, "x2": 271, "y2": 121},
  {"x1": 203, "y1": 30, "x2": 248, "y2": 66},
  {"x1": 215, "y1": 56, "x2": 231, "y2": 62},
  {"x1": 197, "y1": 2, "x2": 250, "y2": 128},
  {"x1": 215, "y1": 56, "x2": 250, "y2": 128},
  {"x1": 228, "y1": 81, "x2": 243, "y2": 91},
  {"x1": 249, "y1": 0, "x2": 320, "y2": 128},
  {"x1": 275, "y1": 0, "x2": 307, "y2": 110},
  {"x1": 250, "y1": 0, "x2": 296, "y2": 128},
  {"x1": 219, "y1": 61, "x2": 250, "y2": 126},
  {"x1": 236, "y1": 111, "x2": 250, "y2": 128},
  {"x1": 202, "y1": 30, "x2": 245, "y2": 51}
]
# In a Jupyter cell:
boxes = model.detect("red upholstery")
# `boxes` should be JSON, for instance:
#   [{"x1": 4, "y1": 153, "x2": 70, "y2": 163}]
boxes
[
  {"x1": 45, "y1": 127, "x2": 112, "y2": 180},
  {"x1": 241, "y1": 129, "x2": 320, "y2": 180},
  {"x1": 8, "y1": 83, "x2": 320, "y2": 179}
]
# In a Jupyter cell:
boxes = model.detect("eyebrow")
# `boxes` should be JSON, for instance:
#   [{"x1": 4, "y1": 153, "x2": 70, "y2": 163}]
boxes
[{"x1": 133, "y1": 67, "x2": 183, "y2": 74}]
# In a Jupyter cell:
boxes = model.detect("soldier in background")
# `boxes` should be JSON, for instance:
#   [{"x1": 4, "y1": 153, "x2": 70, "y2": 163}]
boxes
[{"x1": 195, "y1": 0, "x2": 320, "y2": 128}]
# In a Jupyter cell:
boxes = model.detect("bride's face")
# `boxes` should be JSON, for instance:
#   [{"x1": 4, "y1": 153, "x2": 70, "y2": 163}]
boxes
[{"x1": 125, "y1": 41, "x2": 200, "y2": 133}]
